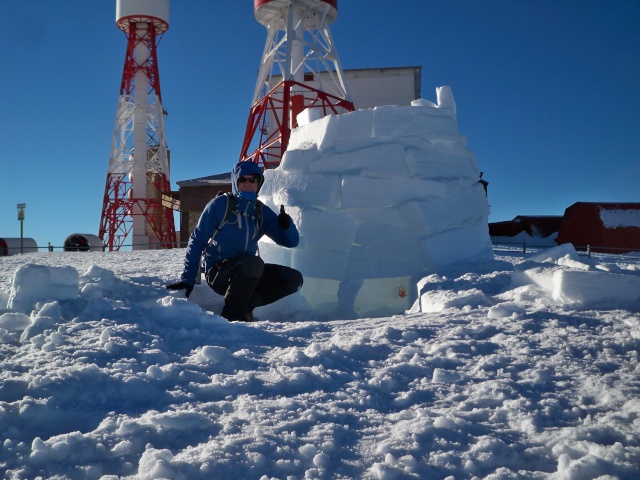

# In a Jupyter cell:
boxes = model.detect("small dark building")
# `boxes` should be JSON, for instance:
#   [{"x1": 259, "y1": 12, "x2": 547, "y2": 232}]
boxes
[
  {"x1": 63, "y1": 233, "x2": 103, "y2": 252},
  {"x1": 489, "y1": 215, "x2": 563, "y2": 247}
]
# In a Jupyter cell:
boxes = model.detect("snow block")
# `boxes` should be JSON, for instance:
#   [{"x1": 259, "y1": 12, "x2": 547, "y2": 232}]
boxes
[
  {"x1": 307, "y1": 151, "x2": 368, "y2": 176},
  {"x1": 79, "y1": 265, "x2": 116, "y2": 298},
  {"x1": 436, "y1": 86, "x2": 457, "y2": 116},
  {"x1": 417, "y1": 222, "x2": 494, "y2": 270},
  {"x1": 372, "y1": 104, "x2": 459, "y2": 140},
  {"x1": 0, "y1": 312, "x2": 32, "y2": 331},
  {"x1": 287, "y1": 113, "x2": 339, "y2": 152},
  {"x1": 354, "y1": 277, "x2": 414, "y2": 316},
  {"x1": 511, "y1": 265, "x2": 558, "y2": 292},
  {"x1": 279, "y1": 148, "x2": 319, "y2": 173},
  {"x1": 296, "y1": 107, "x2": 324, "y2": 126},
  {"x1": 411, "y1": 98, "x2": 437, "y2": 108},
  {"x1": 553, "y1": 270, "x2": 640, "y2": 307},
  {"x1": 415, "y1": 288, "x2": 490, "y2": 313},
  {"x1": 8, "y1": 264, "x2": 79, "y2": 314},
  {"x1": 511, "y1": 244, "x2": 640, "y2": 308},
  {"x1": 257, "y1": 238, "x2": 295, "y2": 266},
  {"x1": 292, "y1": 247, "x2": 349, "y2": 280},
  {"x1": 401, "y1": 185, "x2": 490, "y2": 237},
  {"x1": 310, "y1": 142, "x2": 410, "y2": 179},
  {"x1": 333, "y1": 108, "x2": 374, "y2": 142},
  {"x1": 261, "y1": 169, "x2": 341, "y2": 209},
  {"x1": 357, "y1": 143, "x2": 411, "y2": 178},
  {"x1": 298, "y1": 209, "x2": 355, "y2": 251},
  {"x1": 346, "y1": 245, "x2": 422, "y2": 279},
  {"x1": 352, "y1": 219, "x2": 419, "y2": 254},
  {"x1": 348, "y1": 207, "x2": 408, "y2": 228},
  {"x1": 299, "y1": 276, "x2": 413, "y2": 318},
  {"x1": 405, "y1": 142, "x2": 479, "y2": 181},
  {"x1": 341, "y1": 175, "x2": 448, "y2": 209}
]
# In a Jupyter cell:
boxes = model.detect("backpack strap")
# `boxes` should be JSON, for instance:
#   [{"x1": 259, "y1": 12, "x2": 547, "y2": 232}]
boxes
[
  {"x1": 198, "y1": 193, "x2": 236, "y2": 282},
  {"x1": 209, "y1": 193, "x2": 237, "y2": 245},
  {"x1": 254, "y1": 200, "x2": 263, "y2": 236}
]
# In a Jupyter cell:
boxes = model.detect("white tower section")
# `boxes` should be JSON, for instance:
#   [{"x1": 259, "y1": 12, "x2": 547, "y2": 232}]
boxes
[
  {"x1": 100, "y1": 0, "x2": 175, "y2": 251},
  {"x1": 240, "y1": 0, "x2": 354, "y2": 168},
  {"x1": 252, "y1": 0, "x2": 347, "y2": 102}
]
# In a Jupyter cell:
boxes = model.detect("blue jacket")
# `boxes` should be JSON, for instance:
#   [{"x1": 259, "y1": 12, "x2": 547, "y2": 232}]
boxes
[{"x1": 180, "y1": 162, "x2": 299, "y2": 286}]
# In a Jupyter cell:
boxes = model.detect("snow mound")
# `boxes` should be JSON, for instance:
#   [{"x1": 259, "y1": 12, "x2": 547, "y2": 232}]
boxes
[{"x1": 8, "y1": 264, "x2": 79, "y2": 314}]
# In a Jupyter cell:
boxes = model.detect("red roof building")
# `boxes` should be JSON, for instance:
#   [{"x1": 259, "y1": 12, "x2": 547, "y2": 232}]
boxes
[{"x1": 556, "y1": 202, "x2": 640, "y2": 253}]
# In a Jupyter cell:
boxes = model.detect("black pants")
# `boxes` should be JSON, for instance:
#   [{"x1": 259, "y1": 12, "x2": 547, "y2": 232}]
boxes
[{"x1": 205, "y1": 254, "x2": 303, "y2": 320}]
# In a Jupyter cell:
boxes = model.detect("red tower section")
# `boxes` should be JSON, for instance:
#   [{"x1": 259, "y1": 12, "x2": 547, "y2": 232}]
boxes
[
  {"x1": 99, "y1": 0, "x2": 176, "y2": 251},
  {"x1": 240, "y1": 0, "x2": 355, "y2": 169}
]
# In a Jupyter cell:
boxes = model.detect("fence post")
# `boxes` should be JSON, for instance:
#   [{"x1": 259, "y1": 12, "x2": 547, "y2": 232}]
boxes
[
  {"x1": 587, "y1": 245, "x2": 591, "y2": 257},
  {"x1": 523, "y1": 242, "x2": 527, "y2": 254}
]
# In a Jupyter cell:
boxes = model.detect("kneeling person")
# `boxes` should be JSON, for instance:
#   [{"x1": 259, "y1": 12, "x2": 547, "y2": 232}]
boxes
[{"x1": 167, "y1": 161, "x2": 303, "y2": 322}]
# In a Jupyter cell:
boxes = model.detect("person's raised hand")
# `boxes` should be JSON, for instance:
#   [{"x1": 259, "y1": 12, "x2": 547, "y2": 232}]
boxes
[{"x1": 278, "y1": 205, "x2": 291, "y2": 230}]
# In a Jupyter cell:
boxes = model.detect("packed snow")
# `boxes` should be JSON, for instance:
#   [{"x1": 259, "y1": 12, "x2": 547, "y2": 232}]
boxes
[
  {"x1": 258, "y1": 87, "x2": 493, "y2": 318},
  {"x1": 1, "y1": 244, "x2": 639, "y2": 479}
]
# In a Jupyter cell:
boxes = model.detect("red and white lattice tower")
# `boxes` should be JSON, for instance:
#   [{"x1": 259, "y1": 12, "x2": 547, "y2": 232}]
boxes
[
  {"x1": 99, "y1": 0, "x2": 176, "y2": 251},
  {"x1": 240, "y1": 0, "x2": 355, "y2": 168}
]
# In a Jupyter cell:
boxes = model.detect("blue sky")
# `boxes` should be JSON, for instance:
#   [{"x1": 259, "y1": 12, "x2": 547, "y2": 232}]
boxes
[{"x1": 1, "y1": 0, "x2": 638, "y2": 250}]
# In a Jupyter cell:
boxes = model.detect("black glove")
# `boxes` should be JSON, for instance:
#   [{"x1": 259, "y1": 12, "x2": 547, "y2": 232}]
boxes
[
  {"x1": 278, "y1": 205, "x2": 291, "y2": 230},
  {"x1": 166, "y1": 281, "x2": 194, "y2": 298}
]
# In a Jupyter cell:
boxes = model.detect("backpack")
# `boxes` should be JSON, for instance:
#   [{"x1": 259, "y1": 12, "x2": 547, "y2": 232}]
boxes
[
  {"x1": 209, "y1": 192, "x2": 264, "y2": 244},
  {"x1": 196, "y1": 193, "x2": 264, "y2": 284}
]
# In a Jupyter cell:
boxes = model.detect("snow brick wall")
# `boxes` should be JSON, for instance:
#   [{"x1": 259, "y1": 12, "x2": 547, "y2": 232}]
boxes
[{"x1": 258, "y1": 87, "x2": 493, "y2": 318}]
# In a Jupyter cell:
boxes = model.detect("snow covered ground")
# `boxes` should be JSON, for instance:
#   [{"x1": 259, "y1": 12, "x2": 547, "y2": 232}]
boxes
[{"x1": 0, "y1": 246, "x2": 639, "y2": 479}]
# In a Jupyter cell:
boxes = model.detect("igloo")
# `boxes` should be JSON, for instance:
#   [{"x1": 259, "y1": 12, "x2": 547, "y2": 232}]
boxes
[{"x1": 258, "y1": 87, "x2": 493, "y2": 318}]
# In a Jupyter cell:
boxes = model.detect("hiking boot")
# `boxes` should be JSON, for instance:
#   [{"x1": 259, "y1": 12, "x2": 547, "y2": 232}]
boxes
[
  {"x1": 221, "y1": 306, "x2": 256, "y2": 323},
  {"x1": 228, "y1": 313, "x2": 256, "y2": 323}
]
